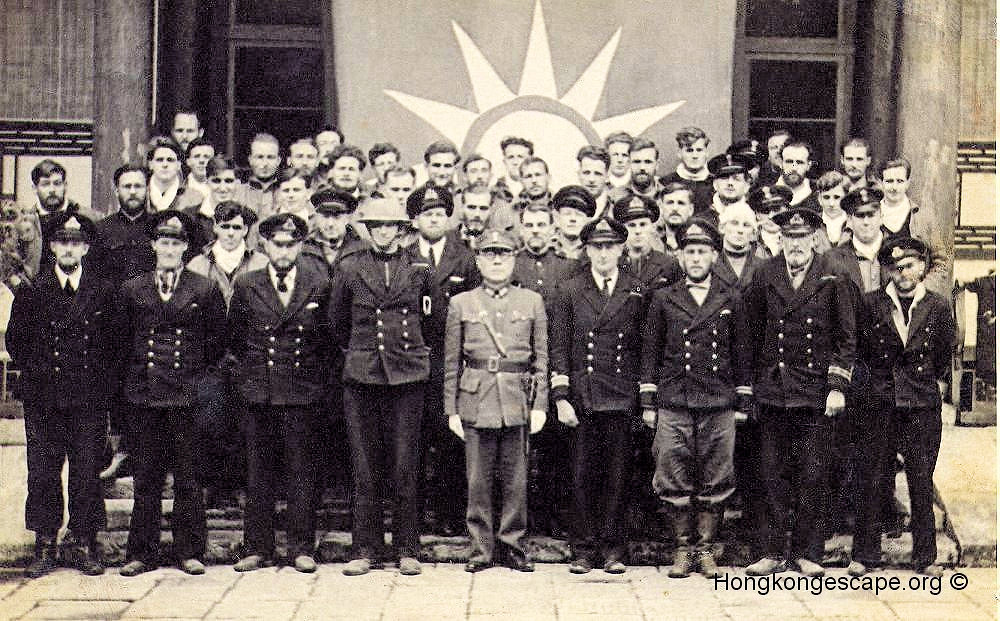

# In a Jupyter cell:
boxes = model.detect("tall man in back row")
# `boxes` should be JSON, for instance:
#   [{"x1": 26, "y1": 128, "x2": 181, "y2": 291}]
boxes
[{"x1": 742, "y1": 207, "x2": 856, "y2": 577}]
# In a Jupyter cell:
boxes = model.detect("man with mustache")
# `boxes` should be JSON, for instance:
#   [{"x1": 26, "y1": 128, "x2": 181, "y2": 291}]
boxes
[
  {"x1": 840, "y1": 138, "x2": 879, "y2": 192},
  {"x1": 551, "y1": 185, "x2": 597, "y2": 261},
  {"x1": 701, "y1": 153, "x2": 754, "y2": 227},
  {"x1": 8, "y1": 213, "x2": 119, "y2": 578},
  {"x1": 742, "y1": 207, "x2": 856, "y2": 578},
  {"x1": 656, "y1": 183, "x2": 696, "y2": 256},
  {"x1": 20, "y1": 159, "x2": 93, "y2": 277},
  {"x1": 609, "y1": 137, "x2": 663, "y2": 205},
  {"x1": 776, "y1": 141, "x2": 819, "y2": 211}
]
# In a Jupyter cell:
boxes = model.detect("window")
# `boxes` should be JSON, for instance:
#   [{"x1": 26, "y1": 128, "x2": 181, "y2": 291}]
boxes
[
  {"x1": 733, "y1": 0, "x2": 857, "y2": 171},
  {"x1": 211, "y1": 1, "x2": 334, "y2": 162}
]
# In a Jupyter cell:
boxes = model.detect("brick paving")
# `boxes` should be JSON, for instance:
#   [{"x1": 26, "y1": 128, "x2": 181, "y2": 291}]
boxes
[{"x1": 0, "y1": 565, "x2": 995, "y2": 620}]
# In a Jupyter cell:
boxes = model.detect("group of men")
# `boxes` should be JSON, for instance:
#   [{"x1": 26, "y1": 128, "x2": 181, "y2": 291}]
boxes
[{"x1": 4, "y1": 109, "x2": 953, "y2": 581}]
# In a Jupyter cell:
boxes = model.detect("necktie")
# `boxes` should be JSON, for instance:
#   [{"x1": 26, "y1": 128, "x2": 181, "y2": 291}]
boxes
[
  {"x1": 429, "y1": 245, "x2": 438, "y2": 268},
  {"x1": 275, "y1": 269, "x2": 290, "y2": 293},
  {"x1": 604, "y1": 278, "x2": 614, "y2": 297},
  {"x1": 64, "y1": 280, "x2": 75, "y2": 295},
  {"x1": 159, "y1": 271, "x2": 174, "y2": 296}
]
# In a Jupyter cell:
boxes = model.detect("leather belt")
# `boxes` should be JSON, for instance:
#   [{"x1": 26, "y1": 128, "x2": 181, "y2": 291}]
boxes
[{"x1": 464, "y1": 356, "x2": 531, "y2": 373}]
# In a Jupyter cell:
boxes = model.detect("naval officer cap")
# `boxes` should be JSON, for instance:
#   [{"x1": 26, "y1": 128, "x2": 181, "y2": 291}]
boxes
[
  {"x1": 406, "y1": 184, "x2": 454, "y2": 219},
  {"x1": 147, "y1": 209, "x2": 194, "y2": 242},
  {"x1": 612, "y1": 193, "x2": 660, "y2": 224},
  {"x1": 877, "y1": 236, "x2": 930, "y2": 266},
  {"x1": 840, "y1": 187, "x2": 884, "y2": 216},
  {"x1": 259, "y1": 212, "x2": 308, "y2": 242},
  {"x1": 748, "y1": 184, "x2": 794, "y2": 214},
  {"x1": 310, "y1": 188, "x2": 358, "y2": 216},
  {"x1": 677, "y1": 217, "x2": 723, "y2": 251},
  {"x1": 46, "y1": 212, "x2": 96, "y2": 243},
  {"x1": 580, "y1": 217, "x2": 628, "y2": 245},
  {"x1": 707, "y1": 152, "x2": 753, "y2": 178},
  {"x1": 771, "y1": 207, "x2": 824, "y2": 237}
]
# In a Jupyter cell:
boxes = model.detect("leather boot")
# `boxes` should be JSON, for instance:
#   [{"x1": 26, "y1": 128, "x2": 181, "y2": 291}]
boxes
[
  {"x1": 667, "y1": 512, "x2": 693, "y2": 578},
  {"x1": 26, "y1": 534, "x2": 58, "y2": 579},
  {"x1": 63, "y1": 532, "x2": 104, "y2": 576},
  {"x1": 694, "y1": 512, "x2": 721, "y2": 578}
]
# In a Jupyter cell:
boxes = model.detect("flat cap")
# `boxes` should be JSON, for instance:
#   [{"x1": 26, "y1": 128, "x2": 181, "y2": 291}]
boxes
[
  {"x1": 310, "y1": 188, "x2": 358, "y2": 216},
  {"x1": 473, "y1": 228, "x2": 519, "y2": 253},
  {"x1": 356, "y1": 197, "x2": 411, "y2": 224},
  {"x1": 550, "y1": 185, "x2": 597, "y2": 218}
]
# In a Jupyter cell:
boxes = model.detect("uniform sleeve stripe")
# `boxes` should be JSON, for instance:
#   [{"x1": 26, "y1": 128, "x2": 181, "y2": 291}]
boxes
[
  {"x1": 639, "y1": 383, "x2": 658, "y2": 393},
  {"x1": 550, "y1": 374, "x2": 569, "y2": 388},
  {"x1": 735, "y1": 385, "x2": 753, "y2": 395},
  {"x1": 828, "y1": 365, "x2": 853, "y2": 381}
]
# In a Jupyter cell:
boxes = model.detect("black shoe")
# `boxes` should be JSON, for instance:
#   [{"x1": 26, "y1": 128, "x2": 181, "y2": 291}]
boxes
[
  {"x1": 464, "y1": 559, "x2": 492, "y2": 573},
  {"x1": 25, "y1": 538, "x2": 58, "y2": 579},
  {"x1": 506, "y1": 555, "x2": 534, "y2": 573},
  {"x1": 67, "y1": 544, "x2": 105, "y2": 576}
]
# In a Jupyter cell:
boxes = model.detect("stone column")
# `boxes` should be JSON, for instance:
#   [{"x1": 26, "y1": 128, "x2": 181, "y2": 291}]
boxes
[
  {"x1": 92, "y1": 0, "x2": 152, "y2": 215},
  {"x1": 896, "y1": 0, "x2": 962, "y2": 297}
]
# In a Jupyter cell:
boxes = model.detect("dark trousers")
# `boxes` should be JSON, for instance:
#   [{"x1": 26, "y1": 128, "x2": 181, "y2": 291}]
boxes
[
  {"x1": 127, "y1": 406, "x2": 205, "y2": 564},
  {"x1": 830, "y1": 402, "x2": 863, "y2": 534},
  {"x1": 733, "y1": 414, "x2": 767, "y2": 548},
  {"x1": 464, "y1": 425, "x2": 528, "y2": 564},
  {"x1": 894, "y1": 405, "x2": 942, "y2": 568},
  {"x1": 421, "y1": 376, "x2": 466, "y2": 530},
  {"x1": 652, "y1": 408, "x2": 735, "y2": 510},
  {"x1": 192, "y1": 375, "x2": 245, "y2": 494},
  {"x1": 23, "y1": 403, "x2": 106, "y2": 539},
  {"x1": 851, "y1": 397, "x2": 892, "y2": 566},
  {"x1": 343, "y1": 381, "x2": 425, "y2": 559},
  {"x1": 528, "y1": 408, "x2": 571, "y2": 535},
  {"x1": 243, "y1": 404, "x2": 320, "y2": 559},
  {"x1": 758, "y1": 405, "x2": 833, "y2": 562},
  {"x1": 569, "y1": 410, "x2": 631, "y2": 563}
]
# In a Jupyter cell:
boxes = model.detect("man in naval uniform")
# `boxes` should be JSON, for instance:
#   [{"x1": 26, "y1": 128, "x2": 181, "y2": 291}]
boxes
[
  {"x1": 742, "y1": 207, "x2": 856, "y2": 578},
  {"x1": 118, "y1": 210, "x2": 227, "y2": 577},
  {"x1": 550, "y1": 217, "x2": 647, "y2": 575},
  {"x1": 8, "y1": 213, "x2": 119, "y2": 577}
]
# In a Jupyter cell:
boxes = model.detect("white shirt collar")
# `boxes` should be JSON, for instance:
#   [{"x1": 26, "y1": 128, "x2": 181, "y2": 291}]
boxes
[
  {"x1": 885, "y1": 280, "x2": 927, "y2": 342},
  {"x1": 880, "y1": 196, "x2": 912, "y2": 233},
  {"x1": 211, "y1": 241, "x2": 247, "y2": 274},
  {"x1": 418, "y1": 236, "x2": 446, "y2": 262},
  {"x1": 822, "y1": 210, "x2": 848, "y2": 243},
  {"x1": 149, "y1": 178, "x2": 180, "y2": 212},
  {"x1": 675, "y1": 163, "x2": 709, "y2": 182},
  {"x1": 712, "y1": 194, "x2": 747, "y2": 215},
  {"x1": 591, "y1": 267, "x2": 619, "y2": 294},
  {"x1": 54, "y1": 264, "x2": 82, "y2": 289},
  {"x1": 851, "y1": 232, "x2": 883, "y2": 261},
  {"x1": 268, "y1": 263, "x2": 297, "y2": 290}
]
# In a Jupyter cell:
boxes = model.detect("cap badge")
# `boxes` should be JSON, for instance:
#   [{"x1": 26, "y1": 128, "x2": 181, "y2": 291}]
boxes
[
  {"x1": 595, "y1": 220, "x2": 613, "y2": 233},
  {"x1": 424, "y1": 188, "x2": 438, "y2": 202},
  {"x1": 761, "y1": 187, "x2": 772, "y2": 201},
  {"x1": 64, "y1": 217, "x2": 81, "y2": 230},
  {"x1": 789, "y1": 213, "x2": 805, "y2": 226},
  {"x1": 629, "y1": 196, "x2": 644, "y2": 209},
  {"x1": 165, "y1": 217, "x2": 183, "y2": 230},
  {"x1": 687, "y1": 224, "x2": 705, "y2": 236},
  {"x1": 491, "y1": 231, "x2": 500, "y2": 242},
  {"x1": 891, "y1": 246, "x2": 904, "y2": 259},
  {"x1": 859, "y1": 189, "x2": 869, "y2": 204},
  {"x1": 280, "y1": 218, "x2": 297, "y2": 232}
]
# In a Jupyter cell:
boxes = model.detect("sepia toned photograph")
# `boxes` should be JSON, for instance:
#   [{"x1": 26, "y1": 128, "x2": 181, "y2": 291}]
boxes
[{"x1": 0, "y1": 1, "x2": 996, "y2": 619}]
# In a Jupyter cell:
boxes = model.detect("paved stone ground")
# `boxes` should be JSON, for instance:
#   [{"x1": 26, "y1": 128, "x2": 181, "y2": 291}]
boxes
[{"x1": 0, "y1": 564, "x2": 995, "y2": 620}]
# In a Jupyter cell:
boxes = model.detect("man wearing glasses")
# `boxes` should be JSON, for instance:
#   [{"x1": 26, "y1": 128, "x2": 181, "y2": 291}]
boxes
[{"x1": 443, "y1": 228, "x2": 548, "y2": 573}]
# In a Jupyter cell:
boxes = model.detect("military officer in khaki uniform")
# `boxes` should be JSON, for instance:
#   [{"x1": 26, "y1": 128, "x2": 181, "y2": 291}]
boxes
[{"x1": 444, "y1": 228, "x2": 548, "y2": 572}]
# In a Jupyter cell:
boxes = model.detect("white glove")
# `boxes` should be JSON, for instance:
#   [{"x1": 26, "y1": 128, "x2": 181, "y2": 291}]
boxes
[
  {"x1": 825, "y1": 390, "x2": 846, "y2": 418},
  {"x1": 733, "y1": 411, "x2": 748, "y2": 424},
  {"x1": 641, "y1": 409, "x2": 657, "y2": 429},
  {"x1": 529, "y1": 409, "x2": 546, "y2": 434},
  {"x1": 556, "y1": 399, "x2": 578, "y2": 428},
  {"x1": 448, "y1": 414, "x2": 465, "y2": 440},
  {"x1": 937, "y1": 380, "x2": 948, "y2": 399}
]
